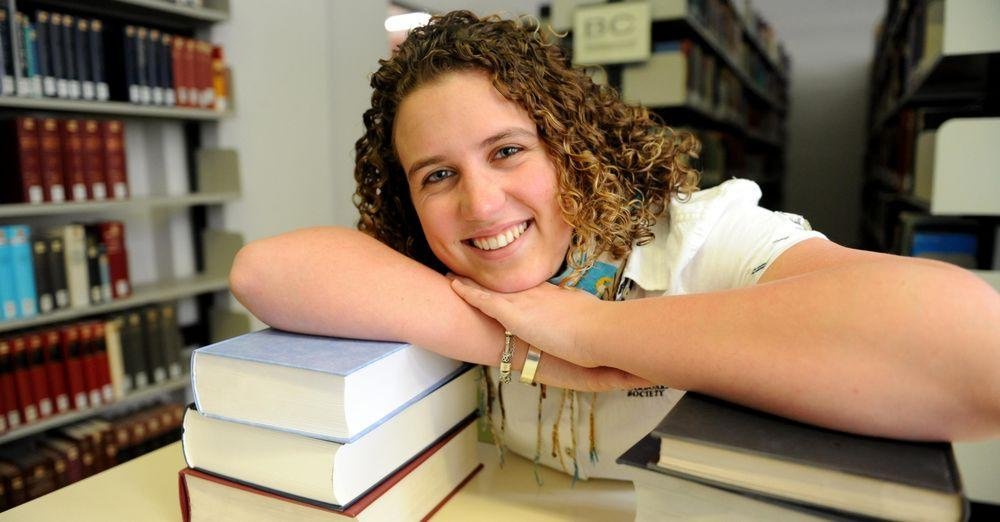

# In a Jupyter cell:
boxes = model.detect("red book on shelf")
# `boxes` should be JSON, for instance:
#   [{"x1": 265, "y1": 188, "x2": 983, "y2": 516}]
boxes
[
  {"x1": 59, "y1": 119, "x2": 89, "y2": 202},
  {"x1": 172, "y1": 36, "x2": 188, "y2": 107},
  {"x1": 42, "y1": 329, "x2": 71, "y2": 414},
  {"x1": 81, "y1": 119, "x2": 108, "y2": 201},
  {"x1": 92, "y1": 322, "x2": 114, "y2": 403},
  {"x1": 100, "y1": 120, "x2": 129, "y2": 199},
  {"x1": 184, "y1": 38, "x2": 198, "y2": 108},
  {"x1": 59, "y1": 325, "x2": 89, "y2": 410},
  {"x1": 2, "y1": 117, "x2": 44, "y2": 204},
  {"x1": 78, "y1": 322, "x2": 104, "y2": 408},
  {"x1": 37, "y1": 118, "x2": 67, "y2": 203},
  {"x1": 0, "y1": 338, "x2": 22, "y2": 432},
  {"x1": 98, "y1": 221, "x2": 131, "y2": 299},
  {"x1": 197, "y1": 41, "x2": 214, "y2": 109},
  {"x1": 25, "y1": 333, "x2": 54, "y2": 419},
  {"x1": 10, "y1": 336, "x2": 40, "y2": 424}
]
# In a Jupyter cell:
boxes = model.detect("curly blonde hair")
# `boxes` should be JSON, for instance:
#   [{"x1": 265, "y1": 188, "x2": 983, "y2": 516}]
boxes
[{"x1": 354, "y1": 10, "x2": 699, "y2": 277}]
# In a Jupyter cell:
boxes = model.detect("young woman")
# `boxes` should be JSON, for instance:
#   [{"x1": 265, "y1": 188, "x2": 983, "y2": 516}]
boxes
[{"x1": 230, "y1": 11, "x2": 1000, "y2": 480}]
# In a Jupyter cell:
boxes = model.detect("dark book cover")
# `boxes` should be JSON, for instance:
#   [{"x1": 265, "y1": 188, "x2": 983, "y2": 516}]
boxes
[
  {"x1": 81, "y1": 119, "x2": 107, "y2": 200},
  {"x1": 0, "y1": 9, "x2": 13, "y2": 95},
  {"x1": 89, "y1": 19, "x2": 107, "y2": 100},
  {"x1": 135, "y1": 26, "x2": 149, "y2": 104},
  {"x1": 59, "y1": 119, "x2": 88, "y2": 201},
  {"x1": 97, "y1": 242, "x2": 112, "y2": 302},
  {"x1": 33, "y1": 10, "x2": 55, "y2": 97},
  {"x1": 41, "y1": 329, "x2": 70, "y2": 414},
  {"x1": 75, "y1": 17, "x2": 93, "y2": 100},
  {"x1": 0, "y1": 339, "x2": 22, "y2": 431},
  {"x1": 161, "y1": 33, "x2": 175, "y2": 106},
  {"x1": 61, "y1": 14, "x2": 79, "y2": 99},
  {"x1": 48, "y1": 12, "x2": 66, "y2": 98},
  {"x1": 37, "y1": 117, "x2": 66, "y2": 203},
  {"x1": 0, "y1": 461, "x2": 27, "y2": 510},
  {"x1": 99, "y1": 221, "x2": 130, "y2": 299},
  {"x1": 9, "y1": 336, "x2": 39, "y2": 424},
  {"x1": 105, "y1": 412, "x2": 135, "y2": 463},
  {"x1": 1, "y1": 117, "x2": 44, "y2": 204},
  {"x1": 195, "y1": 40, "x2": 211, "y2": 108},
  {"x1": 0, "y1": 443, "x2": 58, "y2": 502},
  {"x1": 143, "y1": 306, "x2": 167, "y2": 384},
  {"x1": 124, "y1": 311, "x2": 150, "y2": 389},
  {"x1": 58, "y1": 325, "x2": 89, "y2": 410},
  {"x1": 31, "y1": 238, "x2": 54, "y2": 314},
  {"x1": 100, "y1": 120, "x2": 128, "y2": 199},
  {"x1": 123, "y1": 25, "x2": 138, "y2": 103},
  {"x1": 24, "y1": 332, "x2": 53, "y2": 418},
  {"x1": 84, "y1": 228, "x2": 103, "y2": 306},
  {"x1": 46, "y1": 235, "x2": 70, "y2": 310},
  {"x1": 37, "y1": 445, "x2": 71, "y2": 489},
  {"x1": 55, "y1": 426, "x2": 98, "y2": 478},
  {"x1": 160, "y1": 302, "x2": 183, "y2": 378},
  {"x1": 92, "y1": 321, "x2": 113, "y2": 403},
  {"x1": 39, "y1": 437, "x2": 84, "y2": 485},
  {"x1": 148, "y1": 29, "x2": 162, "y2": 105},
  {"x1": 183, "y1": 37, "x2": 196, "y2": 107},
  {"x1": 77, "y1": 322, "x2": 104, "y2": 407}
]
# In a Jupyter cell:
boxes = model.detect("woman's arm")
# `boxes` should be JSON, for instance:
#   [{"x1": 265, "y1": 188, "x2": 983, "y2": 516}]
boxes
[
  {"x1": 452, "y1": 239, "x2": 1000, "y2": 440},
  {"x1": 229, "y1": 226, "x2": 648, "y2": 391}
]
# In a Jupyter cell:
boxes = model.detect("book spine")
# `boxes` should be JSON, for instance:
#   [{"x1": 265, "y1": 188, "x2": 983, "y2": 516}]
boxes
[
  {"x1": 0, "y1": 9, "x2": 14, "y2": 95},
  {"x1": 34, "y1": 11, "x2": 55, "y2": 97},
  {"x1": 48, "y1": 12, "x2": 66, "y2": 98},
  {"x1": 198, "y1": 40, "x2": 213, "y2": 108},
  {"x1": 59, "y1": 119, "x2": 88, "y2": 201},
  {"x1": 101, "y1": 120, "x2": 129, "y2": 199},
  {"x1": 31, "y1": 238, "x2": 54, "y2": 314},
  {"x1": 37, "y1": 117, "x2": 66, "y2": 203},
  {"x1": 211, "y1": 45, "x2": 227, "y2": 111},
  {"x1": 26, "y1": 333, "x2": 53, "y2": 418},
  {"x1": 161, "y1": 34, "x2": 175, "y2": 106},
  {"x1": 0, "y1": 339, "x2": 23, "y2": 429},
  {"x1": 123, "y1": 25, "x2": 137, "y2": 103},
  {"x1": 61, "y1": 14, "x2": 79, "y2": 99},
  {"x1": 42, "y1": 329, "x2": 70, "y2": 413},
  {"x1": 89, "y1": 19, "x2": 107, "y2": 101},
  {"x1": 46, "y1": 235, "x2": 69, "y2": 310},
  {"x1": 11, "y1": 336, "x2": 39, "y2": 423},
  {"x1": 14, "y1": 116, "x2": 44, "y2": 204},
  {"x1": 184, "y1": 38, "x2": 196, "y2": 108},
  {"x1": 92, "y1": 322, "x2": 114, "y2": 402},
  {"x1": 136, "y1": 26, "x2": 149, "y2": 104},
  {"x1": 171, "y1": 35, "x2": 186, "y2": 106},
  {"x1": 160, "y1": 303, "x2": 183, "y2": 378},
  {"x1": 98, "y1": 243, "x2": 112, "y2": 302},
  {"x1": 22, "y1": 14, "x2": 42, "y2": 97},
  {"x1": 76, "y1": 17, "x2": 93, "y2": 100},
  {"x1": 148, "y1": 29, "x2": 162, "y2": 105},
  {"x1": 81, "y1": 119, "x2": 107, "y2": 200},
  {"x1": 0, "y1": 227, "x2": 19, "y2": 320},
  {"x1": 126, "y1": 311, "x2": 149, "y2": 388},
  {"x1": 78, "y1": 322, "x2": 103, "y2": 407},
  {"x1": 104, "y1": 317, "x2": 126, "y2": 400},
  {"x1": 144, "y1": 307, "x2": 167, "y2": 384},
  {"x1": 84, "y1": 228, "x2": 103, "y2": 306},
  {"x1": 61, "y1": 224, "x2": 90, "y2": 309},
  {"x1": 7, "y1": 224, "x2": 38, "y2": 318},
  {"x1": 11, "y1": 12, "x2": 26, "y2": 96},
  {"x1": 100, "y1": 221, "x2": 131, "y2": 299}
]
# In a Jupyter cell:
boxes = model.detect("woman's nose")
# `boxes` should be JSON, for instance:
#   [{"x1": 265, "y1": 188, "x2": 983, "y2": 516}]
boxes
[{"x1": 459, "y1": 172, "x2": 506, "y2": 220}]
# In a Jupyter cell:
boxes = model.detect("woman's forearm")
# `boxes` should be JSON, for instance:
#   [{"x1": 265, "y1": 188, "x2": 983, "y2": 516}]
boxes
[{"x1": 591, "y1": 258, "x2": 1000, "y2": 440}]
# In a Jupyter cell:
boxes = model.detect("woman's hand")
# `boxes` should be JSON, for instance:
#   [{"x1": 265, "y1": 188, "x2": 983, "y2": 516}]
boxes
[{"x1": 450, "y1": 276, "x2": 606, "y2": 369}]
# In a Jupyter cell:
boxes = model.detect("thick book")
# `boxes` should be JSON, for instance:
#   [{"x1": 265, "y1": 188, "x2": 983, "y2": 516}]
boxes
[
  {"x1": 160, "y1": 303, "x2": 183, "y2": 378},
  {"x1": 103, "y1": 316, "x2": 127, "y2": 400},
  {"x1": 37, "y1": 117, "x2": 66, "y2": 202},
  {"x1": 81, "y1": 119, "x2": 107, "y2": 200},
  {"x1": 57, "y1": 224, "x2": 90, "y2": 308},
  {"x1": 39, "y1": 437, "x2": 83, "y2": 485},
  {"x1": 184, "y1": 366, "x2": 477, "y2": 507},
  {"x1": 24, "y1": 332, "x2": 53, "y2": 418},
  {"x1": 83, "y1": 226, "x2": 104, "y2": 305},
  {"x1": 0, "y1": 338, "x2": 23, "y2": 430},
  {"x1": 178, "y1": 416, "x2": 482, "y2": 522},
  {"x1": 0, "y1": 9, "x2": 13, "y2": 95},
  {"x1": 649, "y1": 393, "x2": 965, "y2": 521},
  {"x1": 34, "y1": 11, "x2": 55, "y2": 97},
  {"x1": 31, "y1": 238, "x2": 54, "y2": 314},
  {"x1": 60, "y1": 14, "x2": 79, "y2": 99},
  {"x1": 136, "y1": 26, "x2": 150, "y2": 104},
  {"x1": 88, "y1": 19, "x2": 108, "y2": 101},
  {"x1": 122, "y1": 311, "x2": 150, "y2": 390},
  {"x1": 0, "y1": 228, "x2": 18, "y2": 320},
  {"x1": 59, "y1": 325, "x2": 89, "y2": 410},
  {"x1": 101, "y1": 120, "x2": 129, "y2": 199},
  {"x1": 171, "y1": 35, "x2": 187, "y2": 106},
  {"x1": 46, "y1": 234, "x2": 69, "y2": 310},
  {"x1": 5, "y1": 225, "x2": 37, "y2": 318},
  {"x1": 75, "y1": 17, "x2": 93, "y2": 101},
  {"x1": 123, "y1": 25, "x2": 138, "y2": 103},
  {"x1": 94, "y1": 221, "x2": 128, "y2": 299},
  {"x1": 1, "y1": 117, "x2": 44, "y2": 204},
  {"x1": 59, "y1": 119, "x2": 88, "y2": 201},
  {"x1": 48, "y1": 12, "x2": 66, "y2": 98},
  {"x1": 9, "y1": 336, "x2": 39, "y2": 423},
  {"x1": 78, "y1": 321, "x2": 104, "y2": 407},
  {"x1": 142, "y1": 306, "x2": 167, "y2": 384},
  {"x1": 148, "y1": 29, "x2": 163, "y2": 105},
  {"x1": 191, "y1": 329, "x2": 464, "y2": 442},
  {"x1": 41, "y1": 329, "x2": 70, "y2": 414},
  {"x1": 161, "y1": 34, "x2": 175, "y2": 106}
]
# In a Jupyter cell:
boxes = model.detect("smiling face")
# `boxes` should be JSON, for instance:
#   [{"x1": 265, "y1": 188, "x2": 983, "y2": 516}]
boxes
[{"x1": 393, "y1": 70, "x2": 573, "y2": 293}]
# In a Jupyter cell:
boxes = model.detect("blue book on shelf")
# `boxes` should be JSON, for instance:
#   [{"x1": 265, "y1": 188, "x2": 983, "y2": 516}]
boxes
[
  {"x1": 0, "y1": 228, "x2": 19, "y2": 320},
  {"x1": 191, "y1": 328, "x2": 467, "y2": 443},
  {"x1": 6, "y1": 225, "x2": 38, "y2": 318}
]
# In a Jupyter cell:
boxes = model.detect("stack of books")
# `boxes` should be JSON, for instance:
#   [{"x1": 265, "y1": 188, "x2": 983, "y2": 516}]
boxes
[
  {"x1": 179, "y1": 329, "x2": 482, "y2": 520},
  {"x1": 618, "y1": 393, "x2": 966, "y2": 521}
]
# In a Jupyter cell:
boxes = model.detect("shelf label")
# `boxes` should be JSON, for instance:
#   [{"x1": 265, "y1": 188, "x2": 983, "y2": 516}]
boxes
[{"x1": 573, "y1": 2, "x2": 651, "y2": 66}]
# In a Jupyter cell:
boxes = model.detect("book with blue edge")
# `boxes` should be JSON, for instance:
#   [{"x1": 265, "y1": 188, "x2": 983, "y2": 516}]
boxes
[
  {"x1": 618, "y1": 392, "x2": 966, "y2": 521},
  {"x1": 191, "y1": 328, "x2": 466, "y2": 442}
]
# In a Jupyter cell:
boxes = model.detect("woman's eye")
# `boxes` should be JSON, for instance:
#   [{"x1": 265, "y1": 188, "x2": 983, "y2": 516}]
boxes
[
  {"x1": 424, "y1": 170, "x2": 454, "y2": 184},
  {"x1": 494, "y1": 146, "x2": 522, "y2": 160}
]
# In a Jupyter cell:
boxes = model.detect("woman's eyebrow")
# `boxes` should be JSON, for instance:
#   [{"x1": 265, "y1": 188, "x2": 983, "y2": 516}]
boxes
[
  {"x1": 406, "y1": 154, "x2": 446, "y2": 180},
  {"x1": 480, "y1": 127, "x2": 535, "y2": 149}
]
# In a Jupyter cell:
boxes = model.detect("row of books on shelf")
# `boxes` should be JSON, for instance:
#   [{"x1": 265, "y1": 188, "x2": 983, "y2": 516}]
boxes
[
  {"x1": 686, "y1": 0, "x2": 786, "y2": 103},
  {"x1": 0, "y1": 302, "x2": 186, "y2": 434},
  {"x1": 1, "y1": 116, "x2": 129, "y2": 205},
  {"x1": 733, "y1": 0, "x2": 790, "y2": 74},
  {"x1": 0, "y1": 400, "x2": 185, "y2": 512},
  {"x1": 0, "y1": 221, "x2": 131, "y2": 322},
  {"x1": 870, "y1": 0, "x2": 943, "y2": 120},
  {"x1": 0, "y1": 8, "x2": 227, "y2": 111},
  {"x1": 180, "y1": 329, "x2": 481, "y2": 520}
]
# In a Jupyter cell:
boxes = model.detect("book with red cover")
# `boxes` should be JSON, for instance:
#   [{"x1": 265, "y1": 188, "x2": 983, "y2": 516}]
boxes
[
  {"x1": 100, "y1": 120, "x2": 129, "y2": 199},
  {"x1": 98, "y1": 221, "x2": 131, "y2": 299},
  {"x1": 59, "y1": 325, "x2": 89, "y2": 410},
  {"x1": 178, "y1": 417, "x2": 481, "y2": 522},
  {"x1": 41, "y1": 329, "x2": 70, "y2": 414},
  {"x1": 81, "y1": 119, "x2": 107, "y2": 200},
  {"x1": 78, "y1": 322, "x2": 104, "y2": 407},
  {"x1": 24, "y1": 333, "x2": 53, "y2": 419},
  {"x1": 37, "y1": 117, "x2": 66, "y2": 203},
  {"x1": 9, "y1": 336, "x2": 39, "y2": 424},
  {"x1": 172, "y1": 35, "x2": 187, "y2": 106},
  {"x1": 0, "y1": 338, "x2": 22, "y2": 430},
  {"x1": 59, "y1": 119, "x2": 88, "y2": 202},
  {"x1": 92, "y1": 321, "x2": 114, "y2": 403},
  {"x1": 1, "y1": 117, "x2": 44, "y2": 204},
  {"x1": 40, "y1": 437, "x2": 84, "y2": 485},
  {"x1": 0, "y1": 461, "x2": 27, "y2": 510},
  {"x1": 196, "y1": 41, "x2": 213, "y2": 108},
  {"x1": 183, "y1": 38, "x2": 197, "y2": 108}
]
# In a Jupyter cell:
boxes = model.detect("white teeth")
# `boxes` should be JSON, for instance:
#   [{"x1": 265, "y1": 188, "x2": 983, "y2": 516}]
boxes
[{"x1": 471, "y1": 222, "x2": 528, "y2": 251}]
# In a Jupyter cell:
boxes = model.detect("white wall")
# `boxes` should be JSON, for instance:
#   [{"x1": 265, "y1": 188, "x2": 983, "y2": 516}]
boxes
[{"x1": 751, "y1": 0, "x2": 884, "y2": 247}]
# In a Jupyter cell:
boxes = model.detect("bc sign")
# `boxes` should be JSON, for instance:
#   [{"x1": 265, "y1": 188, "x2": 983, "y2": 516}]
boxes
[{"x1": 572, "y1": 2, "x2": 651, "y2": 65}]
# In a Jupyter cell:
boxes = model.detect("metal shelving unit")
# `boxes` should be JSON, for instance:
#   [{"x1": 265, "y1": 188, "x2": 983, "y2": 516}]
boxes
[
  {"x1": 0, "y1": 96, "x2": 229, "y2": 120},
  {"x1": 0, "y1": 191, "x2": 239, "y2": 218}
]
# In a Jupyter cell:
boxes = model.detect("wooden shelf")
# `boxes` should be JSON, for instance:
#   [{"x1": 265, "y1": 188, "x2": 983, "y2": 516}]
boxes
[
  {"x1": 0, "y1": 96, "x2": 228, "y2": 120},
  {"x1": 0, "y1": 192, "x2": 239, "y2": 218},
  {"x1": 0, "y1": 274, "x2": 229, "y2": 333},
  {"x1": 0, "y1": 377, "x2": 189, "y2": 445}
]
